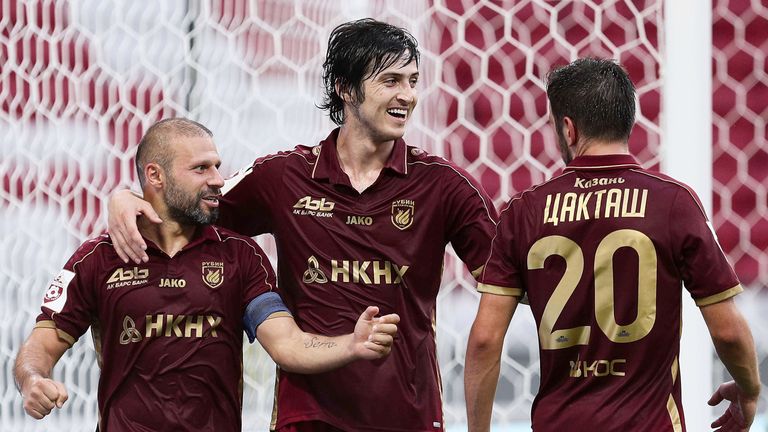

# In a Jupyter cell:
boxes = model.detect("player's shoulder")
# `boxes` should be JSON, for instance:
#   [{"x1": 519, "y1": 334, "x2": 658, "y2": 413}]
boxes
[
  {"x1": 406, "y1": 146, "x2": 477, "y2": 180},
  {"x1": 628, "y1": 168, "x2": 707, "y2": 215},
  {"x1": 496, "y1": 170, "x2": 576, "y2": 216},
  {"x1": 223, "y1": 144, "x2": 315, "y2": 193},
  {"x1": 514, "y1": 170, "x2": 576, "y2": 200},
  {"x1": 407, "y1": 145, "x2": 453, "y2": 167},
  {"x1": 208, "y1": 226, "x2": 267, "y2": 256},
  {"x1": 251, "y1": 144, "x2": 316, "y2": 169},
  {"x1": 67, "y1": 233, "x2": 117, "y2": 270}
]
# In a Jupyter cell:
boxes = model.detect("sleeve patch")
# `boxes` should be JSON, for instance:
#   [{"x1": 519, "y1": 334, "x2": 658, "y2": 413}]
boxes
[{"x1": 42, "y1": 269, "x2": 75, "y2": 313}]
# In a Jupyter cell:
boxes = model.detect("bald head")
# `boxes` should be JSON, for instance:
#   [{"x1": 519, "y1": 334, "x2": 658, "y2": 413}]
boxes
[{"x1": 135, "y1": 118, "x2": 213, "y2": 188}]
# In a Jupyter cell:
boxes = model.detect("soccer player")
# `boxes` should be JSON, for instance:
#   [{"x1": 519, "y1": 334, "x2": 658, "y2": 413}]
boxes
[
  {"x1": 14, "y1": 118, "x2": 400, "y2": 431},
  {"x1": 106, "y1": 19, "x2": 496, "y2": 432},
  {"x1": 464, "y1": 58, "x2": 760, "y2": 432}
]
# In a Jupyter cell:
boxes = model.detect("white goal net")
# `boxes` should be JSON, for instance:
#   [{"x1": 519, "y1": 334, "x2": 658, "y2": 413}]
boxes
[{"x1": 1, "y1": 1, "x2": 765, "y2": 431}]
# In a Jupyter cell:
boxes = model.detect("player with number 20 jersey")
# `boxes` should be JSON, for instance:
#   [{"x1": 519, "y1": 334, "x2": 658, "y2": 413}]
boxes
[{"x1": 479, "y1": 154, "x2": 743, "y2": 431}]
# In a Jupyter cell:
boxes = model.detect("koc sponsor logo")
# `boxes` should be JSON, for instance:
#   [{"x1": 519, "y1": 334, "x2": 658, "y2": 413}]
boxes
[{"x1": 569, "y1": 356, "x2": 626, "y2": 378}]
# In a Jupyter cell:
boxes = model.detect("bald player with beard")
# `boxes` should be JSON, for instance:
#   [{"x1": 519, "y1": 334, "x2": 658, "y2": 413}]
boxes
[{"x1": 14, "y1": 118, "x2": 400, "y2": 432}]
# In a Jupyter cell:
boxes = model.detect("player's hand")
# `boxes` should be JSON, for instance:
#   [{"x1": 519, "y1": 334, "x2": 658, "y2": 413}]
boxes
[
  {"x1": 21, "y1": 376, "x2": 68, "y2": 419},
  {"x1": 108, "y1": 189, "x2": 161, "y2": 264},
  {"x1": 352, "y1": 306, "x2": 400, "y2": 360},
  {"x1": 708, "y1": 380, "x2": 758, "y2": 432}
]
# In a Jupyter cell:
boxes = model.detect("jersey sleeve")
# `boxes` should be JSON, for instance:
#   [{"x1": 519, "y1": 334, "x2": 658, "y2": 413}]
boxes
[
  {"x1": 443, "y1": 165, "x2": 498, "y2": 278},
  {"x1": 237, "y1": 236, "x2": 279, "y2": 308},
  {"x1": 36, "y1": 238, "x2": 103, "y2": 346},
  {"x1": 670, "y1": 187, "x2": 742, "y2": 306},
  {"x1": 218, "y1": 156, "x2": 282, "y2": 236},
  {"x1": 477, "y1": 199, "x2": 524, "y2": 297}
]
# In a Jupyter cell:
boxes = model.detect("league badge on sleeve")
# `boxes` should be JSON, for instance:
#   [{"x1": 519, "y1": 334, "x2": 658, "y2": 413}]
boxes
[{"x1": 43, "y1": 269, "x2": 75, "y2": 313}]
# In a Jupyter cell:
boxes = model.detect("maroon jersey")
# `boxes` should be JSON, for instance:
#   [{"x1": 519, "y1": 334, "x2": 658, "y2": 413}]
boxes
[
  {"x1": 36, "y1": 225, "x2": 278, "y2": 432},
  {"x1": 479, "y1": 154, "x2": 742, "y2": 432},
  {"x1": 219, "y1": 129, "x2": 497, "y2": 432}
]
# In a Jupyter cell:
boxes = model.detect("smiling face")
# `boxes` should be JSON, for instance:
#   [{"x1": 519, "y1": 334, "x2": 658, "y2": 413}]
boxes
[
  {"x1": 163, "y1": 136, "x2": 224, "y2": 226},
  {"x1": 345, "y1": 58, "x2": 419, "y2": 143}
]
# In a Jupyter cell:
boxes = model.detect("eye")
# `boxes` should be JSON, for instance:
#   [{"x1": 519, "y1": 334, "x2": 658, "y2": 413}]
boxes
[{"x1": 384, "y1": 78, "x2": 397, "y2": 86}]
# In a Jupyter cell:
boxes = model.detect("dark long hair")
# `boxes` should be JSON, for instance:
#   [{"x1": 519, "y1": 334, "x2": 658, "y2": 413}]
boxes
[{"x1": 319, "y1": 18, "x2": 419, "y2": 125}]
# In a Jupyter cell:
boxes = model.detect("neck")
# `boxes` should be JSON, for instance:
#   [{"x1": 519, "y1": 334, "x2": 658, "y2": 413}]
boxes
[
  {"x1": 575, "y1": 140, "x2": 630, "y2": 157},
  {"x1": 138, "y1": 198, "x2": 196, "y2": 257},
  {"x1": 336, "y1": 125, "x2": 396, "y2": 192}
]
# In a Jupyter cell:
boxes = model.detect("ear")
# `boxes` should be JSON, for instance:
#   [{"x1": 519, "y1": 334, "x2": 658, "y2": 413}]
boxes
[
  {"x1": 562, "y1": 116, "x2": 578, "y2": 147},
  {"x1": 335, "y1": 80, "x2": 351, "y2": 104},
  {"x1": 144, "y1": 162, "x2": 164, "y2": 188}
]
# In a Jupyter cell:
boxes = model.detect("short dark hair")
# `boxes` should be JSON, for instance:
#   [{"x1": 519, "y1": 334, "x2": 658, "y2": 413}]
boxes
[
  {"x1": 135, "y1": 118, "x2": 213, "y2": 187},
  {"x1": 320, "y1": 18, "x2": 420, "y2": 125},
  {"x1": 546, "y1": 58, "x2": 636, "y2": 143}
]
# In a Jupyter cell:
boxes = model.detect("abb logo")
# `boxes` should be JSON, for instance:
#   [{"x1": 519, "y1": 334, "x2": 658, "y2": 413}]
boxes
[
  {"x1": 107, "y1": 267, "x2": 150, "y2": 284},
  {"x1": 293, "y1": 196, "x2": 335, "y2": 212}
]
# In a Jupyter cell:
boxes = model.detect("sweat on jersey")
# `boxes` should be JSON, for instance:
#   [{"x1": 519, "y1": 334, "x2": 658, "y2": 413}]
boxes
[{"x1": 479, "y1": 154, "x2": 742, "y2": 432}]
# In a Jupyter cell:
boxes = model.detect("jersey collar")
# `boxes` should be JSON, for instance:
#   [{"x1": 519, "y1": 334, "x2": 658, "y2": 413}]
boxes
[
  {"x1": 142, "y1": 225, "x2": 223, "y2": 254},
  {"x1": 311, "y1": 128, "x2": 409, "y2": 185},
  {"x1": 564, "y1": 154, "x2": 641, "y2": 172}
]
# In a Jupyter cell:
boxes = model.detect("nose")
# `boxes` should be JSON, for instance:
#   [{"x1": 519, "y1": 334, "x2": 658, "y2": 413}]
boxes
[
  {"x1": 397, "y1": 83, "x2": 416, "y2": 105},
  {"x1": 209, "y1": 167, "x2": 225, "y2": 189}
]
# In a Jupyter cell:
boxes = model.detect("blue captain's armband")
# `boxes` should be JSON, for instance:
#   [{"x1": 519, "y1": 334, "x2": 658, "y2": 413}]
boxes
[{"x1": 243, "y1": 291, "x2": 291, "y2": 343}]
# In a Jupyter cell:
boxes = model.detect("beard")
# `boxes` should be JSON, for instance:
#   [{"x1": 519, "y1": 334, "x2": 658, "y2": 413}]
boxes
[{"x1": 165, "y1": 175, "x2": 220, "y2": 226}]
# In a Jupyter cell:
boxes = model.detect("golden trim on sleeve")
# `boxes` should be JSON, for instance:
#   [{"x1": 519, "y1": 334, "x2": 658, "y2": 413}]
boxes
[
  {"x1": 264, "y1": 311, "x2": 293, "y2": 320},
  {"x1": 477, "y1": 283, "x2": 523, "y2": 297},
  {"x1": 470, "y1": 265, "x2": 484, "y2": 279},
  {"x1": 695, "y1": 284, "x2": 743, "y2": 307},
  {"x1": 34, "y1": 321, "x2": 77, "y2": 346}
]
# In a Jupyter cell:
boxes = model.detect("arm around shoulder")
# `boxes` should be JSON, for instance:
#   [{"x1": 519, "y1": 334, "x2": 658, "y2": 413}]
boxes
[{"x1": 107, "y1": 188, "x2": 161, "y2": 263}]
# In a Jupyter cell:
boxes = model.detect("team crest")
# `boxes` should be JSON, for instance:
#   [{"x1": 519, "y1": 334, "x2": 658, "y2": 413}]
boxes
[
  {"x1": 391, "y1": 199, "x2": 415, "y2": 230},
  {"x1": 202, "y1": 261, "x2": 224, "y2": 289}
]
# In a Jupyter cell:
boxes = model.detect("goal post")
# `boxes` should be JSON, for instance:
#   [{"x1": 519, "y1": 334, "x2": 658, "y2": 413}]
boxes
[{"x1": 662, "y1": 1, "x2": 715, "y2": 431}]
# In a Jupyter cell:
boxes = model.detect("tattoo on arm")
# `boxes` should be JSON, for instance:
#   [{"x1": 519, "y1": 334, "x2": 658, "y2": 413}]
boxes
[{"x1": 304, "y1": 337, "x2": 338, "y2": 349}]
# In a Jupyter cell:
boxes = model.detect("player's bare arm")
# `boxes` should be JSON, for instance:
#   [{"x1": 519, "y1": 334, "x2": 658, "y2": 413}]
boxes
[
  {"x1": 256, "y1": 306, "x2": 400, "y2": 374},
  {"x1": 14, "y1": 327, "x2": 71, "y2": 419},
  {"x1": 700, "y1": 298, "x2": 760, "y2": 432},
  {"x1": 465, "y1": 293, "x2": 519, "y2": 432},
  {"x1": 108, "y1": 189, "x2": 161, "y2": 264}
]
